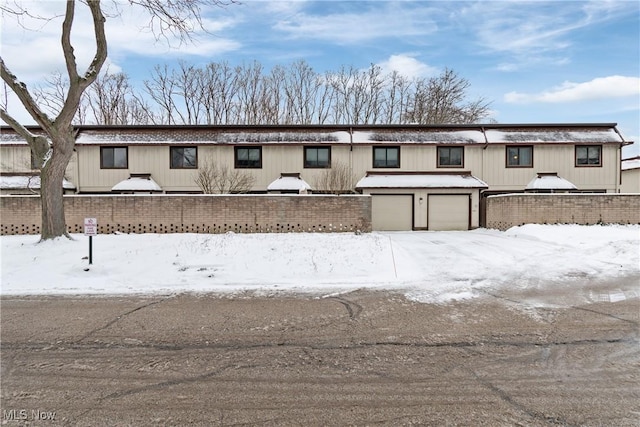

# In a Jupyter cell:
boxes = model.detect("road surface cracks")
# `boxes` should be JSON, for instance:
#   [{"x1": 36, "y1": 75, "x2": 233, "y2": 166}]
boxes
[{"x1": 1, "y1": 291, "x2": 638, "y2": 426}]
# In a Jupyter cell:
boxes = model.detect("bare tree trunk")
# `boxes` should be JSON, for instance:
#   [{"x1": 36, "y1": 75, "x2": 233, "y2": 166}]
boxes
[{"x1": 40, "y1": 129, "x2": 74, "y2": 238}]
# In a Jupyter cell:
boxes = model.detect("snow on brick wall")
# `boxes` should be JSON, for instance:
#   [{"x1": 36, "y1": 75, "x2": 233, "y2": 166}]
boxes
[
  {"x1": 486, "y1": 194, "x2": 640, "y2": 231},
  {"x1": 0, "y1": 195, "x2": 372, "y2": 235}
]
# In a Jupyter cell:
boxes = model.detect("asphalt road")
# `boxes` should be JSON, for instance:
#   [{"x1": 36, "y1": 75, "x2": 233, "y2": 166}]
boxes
[{"x1": 1, "y1": 290, "x2": 638, "y2": 426}]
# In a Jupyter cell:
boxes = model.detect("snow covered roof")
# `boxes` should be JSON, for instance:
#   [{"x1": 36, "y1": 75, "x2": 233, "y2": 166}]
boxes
[
  {"x1": 622, "y1": 157, "x2": 640, "y2": 171},
  {"x1": 1, "y1": 124, "x2": 629, "y2": 147},
  {"x1": 525, "y1": 173, "x2": 577, "y2": 191},
  {"x1": 112, "y1": 174, "x2": 162, "y2": 192},
  {"x1": 0, "y1": 175, "x2": 75, "y2": 190},
  {"x1": 484, "y1": 129, "x2": 623, "y2": 144},
  {"x1": 267, "y1": 173, "x2": 312, "y2": 192},
  {"x1": 356, "y1": 172, "x2": 488, "y2": 189}
]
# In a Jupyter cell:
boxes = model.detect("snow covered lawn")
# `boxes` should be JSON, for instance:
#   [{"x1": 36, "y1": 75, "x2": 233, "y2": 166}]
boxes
[{"x1": 1, "y1": 224, "x2": 638, "y2": 304}]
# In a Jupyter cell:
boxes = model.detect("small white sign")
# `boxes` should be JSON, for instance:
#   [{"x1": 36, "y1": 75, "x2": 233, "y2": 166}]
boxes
[{"x1": 84, "y1": 217, "x2": 97, "y2": 236}]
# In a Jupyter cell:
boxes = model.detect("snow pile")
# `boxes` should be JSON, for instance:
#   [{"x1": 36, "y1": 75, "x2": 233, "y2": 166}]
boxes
[{"x1": 1, "y1": 225, "x2": 638, "y2": 304}]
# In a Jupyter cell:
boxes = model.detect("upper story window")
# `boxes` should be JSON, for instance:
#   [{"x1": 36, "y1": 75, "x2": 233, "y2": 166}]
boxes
[
  {"x1": 170, "y1": 146, "x2": 197, "y2": 169},
  {"x1": 304, "y1": 146, "x2": 331, "y2": 168},
  {"x1": 576, "y1": 145, "x2": 602, "y2": 167},
  {"x1": 373, "y1": 146, "x2": 400, "y2": 168},
  {"x1": 437, "y1": 146, "x2": 464, "y2": 168},
  {"x1": 235, "y1": 146, "x2": 262, "y2": 168},
  {"x1": 506, "y1": 146, "x2": 533, "y2": 168},
  {"x1": 100, "y1": 146, "x2": 128, "y2": 169}
]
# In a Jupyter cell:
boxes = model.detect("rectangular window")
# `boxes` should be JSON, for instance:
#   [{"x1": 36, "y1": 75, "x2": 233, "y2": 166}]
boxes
[
  {"x1": 437, "y1": 146, "x2": 464, "y2": 167},
  {"x1": 304, "y1": 146, "x2": 331, "y2": 168},
  {"x1": 235, "y1": 146, "x2": 262, "y2": 168},
  {"x1": 576, "y1": 145, "x2": 602, "y2": 166},
  {"x1": 373, "y1": 146, "x2": 400, "y2": 168},
  {"x1": 100, "y1": 146, "x2": 128, "y2": 169},
  {"x1": 506, "y1": 146, "x2": 533, "y2": 167},
  {"x1": 170, "y1": 146, "x2": 197, "y2": 169}
]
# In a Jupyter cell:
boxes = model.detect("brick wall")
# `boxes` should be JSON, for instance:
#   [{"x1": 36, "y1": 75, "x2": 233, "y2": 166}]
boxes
[
  {"x1": 0, "y1": 195, "x2": 372, "y2": 235},
  {"x1": 486, "y1": 194, "x2": 640, "y2": 231}
]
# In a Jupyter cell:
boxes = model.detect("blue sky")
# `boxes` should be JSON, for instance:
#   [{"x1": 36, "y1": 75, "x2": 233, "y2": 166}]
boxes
[{"x1": 1, "y1": 0, "x2": 639, "y2": 156}]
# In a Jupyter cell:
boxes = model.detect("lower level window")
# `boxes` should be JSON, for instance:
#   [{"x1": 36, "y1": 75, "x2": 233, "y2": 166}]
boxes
[
  {"x1": 576, "y1": 145, "x2": 602, "y2": 166},
  {"x1": 170, "y1": 146, "x2": 197, "y2": 169}
]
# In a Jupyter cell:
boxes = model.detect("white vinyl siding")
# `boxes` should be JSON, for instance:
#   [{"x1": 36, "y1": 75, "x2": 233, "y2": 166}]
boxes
[
  {"x1": 0, "y1": 146, "x2": 33, "y2": 173},
  {"x1": 72, "y1": 139, "x2": 621, "y2": 194}
]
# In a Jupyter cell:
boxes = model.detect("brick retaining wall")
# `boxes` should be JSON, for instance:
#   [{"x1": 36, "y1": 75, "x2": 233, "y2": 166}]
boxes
[
  {"x1": 486, "y1": 194, "x2": 640, "y2": 231},
  {"x1": 0, "y1": 195, "x2": 372, "y2": 235},
  {"x1": 4, "y1": 194, "x2": 637, "y2": 235}
]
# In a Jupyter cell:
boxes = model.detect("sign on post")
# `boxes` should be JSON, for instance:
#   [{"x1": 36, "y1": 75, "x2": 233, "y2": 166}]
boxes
[
  {"x1": 84, "y1": 218, "x2": 97, "y2": 236},
  {"x1": 84, "y1": 218, "x2": 97, "y2": 266}
]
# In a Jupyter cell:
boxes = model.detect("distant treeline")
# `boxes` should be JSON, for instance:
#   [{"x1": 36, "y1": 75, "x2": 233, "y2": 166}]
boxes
[{"x1": 35, "y1": 60, "x2": 492, "y2": 126}]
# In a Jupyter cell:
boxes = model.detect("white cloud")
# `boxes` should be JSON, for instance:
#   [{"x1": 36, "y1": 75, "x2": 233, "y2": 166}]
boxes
[
  {"x1": 273, "y1": 3, "x2": 438, "y2": 44},
  {"x1": 505, "y1": 76, "x2": 640, "y2": 104},
  {"x1": 375, "y1": 54, "x2": 437, "y2": 80},
  {"x1": 455, "y1": 1, "x2": 637, "y2": 70}
]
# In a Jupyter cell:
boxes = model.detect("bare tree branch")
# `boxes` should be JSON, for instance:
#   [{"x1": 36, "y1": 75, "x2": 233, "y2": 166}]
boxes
[
  {"x1": 127, "y1": 0, "x2": 238, "y2": 44},
  {"x1": 314, "y1": 161, "x2": 356, "y2": 194},
  {"x1": 194, "y1": 157, "x2": 255, "y2": 193}
]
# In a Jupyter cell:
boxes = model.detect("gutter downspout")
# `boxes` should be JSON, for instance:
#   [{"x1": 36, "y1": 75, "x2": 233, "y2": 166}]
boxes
[
  {"x1": 349, "y1": 127, "x2": 354, "y2": 192},
  {"x1": 479, "y1": 126, "x2": 490, "y2": 227},
  {"x1": 480, "y1": 125, "x2": 489, "y2": 183}
]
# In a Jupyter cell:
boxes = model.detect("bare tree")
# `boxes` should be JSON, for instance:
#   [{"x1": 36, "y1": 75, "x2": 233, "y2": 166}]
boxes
[
  {"x1": 194, "y1": 158, "x2": 255, "y2": 193},
  {"x1": 283, "y1": 60, "x2": 323, "y2": 124},
  {"x1": 313, "y1": 161, "x2": 357, "y2": 194},
  {"x1": 1, "y1": 0, "x2": 235, "y2": 240},
  {"x1": 144, "y1": 64, "x2": 180, "y2": 124},
  {"x1": 138, "y1": 60, "x2": 490, "y2": 126},
  {"x1": 201, "y1": 61, "x2": 239, "y2": 124},
  {"x1": 236, "y1": 61, "x2": 264, "y2": 124},
  {"x1": 173, "y1": 60, "x2": 205, "y2": 124},
  {"x1": 84, "y1": 71, "x2": 153, "y2": 125},
  {"x1": 1, "y1": 1, "x2": 107, "y2": 239},
  {"x1": 383, "y1": 70, "x2": 411, "y2": 124},
  {"x1": 404, "y1": 68, "x2": 491, "y2": 124}
]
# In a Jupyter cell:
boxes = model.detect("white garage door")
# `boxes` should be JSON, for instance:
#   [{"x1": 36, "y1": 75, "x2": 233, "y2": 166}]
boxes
[
  {"x1": 371, "y1": 195, "x2": 413, "y2": 231},
  {"x1": 428, "y1": 195, "x2": 469, "y2": 231}
]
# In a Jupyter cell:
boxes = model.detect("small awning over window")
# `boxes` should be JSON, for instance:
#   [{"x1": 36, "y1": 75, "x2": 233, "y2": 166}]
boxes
[
  {"x1": 267, "y1": 173, "x2": 312, "y2": 193},
  {"x1": 112, "y1": 173, "x2": 162, "y2": 193},
  {"x1": 356, "y1": 171, "x2": 488, "y2": 189},
  {"x1": 525, "y1": 172, "x2": 577, "y2": 192}
]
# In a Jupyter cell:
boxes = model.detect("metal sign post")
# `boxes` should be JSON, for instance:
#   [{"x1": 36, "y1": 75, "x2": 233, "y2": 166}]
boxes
[{"x1": 84, "y1": 218, "x2": 97, "y2": 265}]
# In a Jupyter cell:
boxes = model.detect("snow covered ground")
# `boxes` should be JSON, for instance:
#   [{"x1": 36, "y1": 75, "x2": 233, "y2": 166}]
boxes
[{"x1": 1, "y1": 224, "x2": 638, "y2": 305}]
